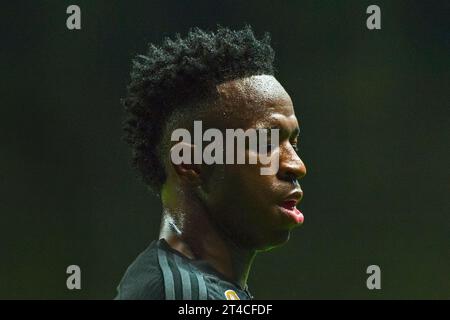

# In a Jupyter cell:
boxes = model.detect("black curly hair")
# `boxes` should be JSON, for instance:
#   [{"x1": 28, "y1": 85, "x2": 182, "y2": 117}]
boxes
[{"x1": 122, "y1": 26, "x2": 275, "y2": 193}]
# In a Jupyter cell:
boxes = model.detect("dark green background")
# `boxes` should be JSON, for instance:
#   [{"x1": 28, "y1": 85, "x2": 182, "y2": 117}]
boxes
[{"x1": 1, "y1": 0, "x2": 448, "y2": 299}]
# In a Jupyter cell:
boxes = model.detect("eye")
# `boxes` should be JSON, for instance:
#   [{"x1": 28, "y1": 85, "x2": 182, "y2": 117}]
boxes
[
  {"x1": 291, "y1": 141, "x2": 299, "y2": 152},
  {"x1": 253, "y1": 132, "x2": 275, "y2": 153}
]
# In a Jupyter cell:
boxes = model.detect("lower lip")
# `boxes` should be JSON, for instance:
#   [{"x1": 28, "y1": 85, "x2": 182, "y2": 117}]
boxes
[{"x1": 278, "y1": 205, "x2": 304, "y2": 224}]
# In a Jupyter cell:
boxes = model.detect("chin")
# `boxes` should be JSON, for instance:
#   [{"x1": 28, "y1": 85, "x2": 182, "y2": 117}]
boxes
[{"x1": 255, "y1": 228, "x2": 292, "y2": 252}]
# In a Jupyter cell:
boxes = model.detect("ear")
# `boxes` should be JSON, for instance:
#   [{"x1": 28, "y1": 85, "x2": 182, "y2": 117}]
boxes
[
  {"x1": 169, "y1": 142, "x2": 202, "y2": 186},
  {"x1": 173, "y1": 162, "x2": 202, "y2": 186}
]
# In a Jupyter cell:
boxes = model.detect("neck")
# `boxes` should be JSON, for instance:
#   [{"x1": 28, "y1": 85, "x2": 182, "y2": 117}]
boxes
[{"x1": 159, "y1": 187, "x2": 256, "y2": 289}]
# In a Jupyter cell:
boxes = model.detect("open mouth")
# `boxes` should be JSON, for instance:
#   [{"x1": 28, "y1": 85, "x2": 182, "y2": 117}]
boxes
[{"x1": 279, "y1": 199, "x2": 304, "y2": 224}]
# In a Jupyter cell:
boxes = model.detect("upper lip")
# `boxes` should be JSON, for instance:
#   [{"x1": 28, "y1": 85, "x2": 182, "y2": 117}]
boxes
[{"x1": 282, "y1": 189, "x2": 303, "y2": 206}]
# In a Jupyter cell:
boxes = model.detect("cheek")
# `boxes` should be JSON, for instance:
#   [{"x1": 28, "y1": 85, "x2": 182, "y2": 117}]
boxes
[
  {"x1": 203, "y1": 159, "x2": 279, "y2": 213},
  {"x1": 222, "y1": 164, "x2": 277, "y2": 205}
]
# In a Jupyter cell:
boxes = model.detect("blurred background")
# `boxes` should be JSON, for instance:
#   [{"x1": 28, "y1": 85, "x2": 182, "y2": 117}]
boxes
[{"x1": 0, "y1": 0, "x2": 448, "y2": 299}]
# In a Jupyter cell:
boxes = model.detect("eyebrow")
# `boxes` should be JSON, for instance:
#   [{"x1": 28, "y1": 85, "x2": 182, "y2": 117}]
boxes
[{"x1": 257, "y1": 125, "x2": 300, "y2": 139}]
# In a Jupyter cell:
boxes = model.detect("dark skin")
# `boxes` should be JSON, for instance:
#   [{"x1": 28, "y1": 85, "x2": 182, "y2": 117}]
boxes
[{"x1": 159, "y1": 75, "x2": 307, "y2": 289}]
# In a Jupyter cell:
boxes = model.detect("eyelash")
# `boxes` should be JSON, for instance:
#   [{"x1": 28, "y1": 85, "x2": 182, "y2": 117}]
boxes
[
  {"x1": 254, "y1": 140, "x2": 298, "y2": 153},
  {"x1": 264, "y1": 142, "x2": 298, "y2": 153}
]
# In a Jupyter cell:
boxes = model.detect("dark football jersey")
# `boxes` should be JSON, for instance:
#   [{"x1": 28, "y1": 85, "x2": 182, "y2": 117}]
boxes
[{"x1": 115, "y1": 239, "x2": 254, "y2": 300}]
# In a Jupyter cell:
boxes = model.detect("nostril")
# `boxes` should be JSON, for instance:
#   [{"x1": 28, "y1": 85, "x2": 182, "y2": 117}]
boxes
[{"x1": 278, "y1": 171, "x2": 298, "y2": 184}]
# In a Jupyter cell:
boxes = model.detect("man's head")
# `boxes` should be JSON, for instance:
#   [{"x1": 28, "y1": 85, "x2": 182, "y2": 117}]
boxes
[{"x1": 123, "y1": 26, "x2": 306, "y2": 251}]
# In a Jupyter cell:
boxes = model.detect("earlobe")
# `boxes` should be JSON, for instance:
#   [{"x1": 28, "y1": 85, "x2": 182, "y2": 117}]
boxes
[
  {"x1": 170, "y1": 143, "x2": 202, "y2": 186},
  {"x1": 172, "y1": 162, "x2": 202, "y2": 186}
]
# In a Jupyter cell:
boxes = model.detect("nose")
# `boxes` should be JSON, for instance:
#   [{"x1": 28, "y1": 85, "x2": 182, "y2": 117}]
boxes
[{"x1": 277, "y1": 147, "x2": 307, "y2": 183}]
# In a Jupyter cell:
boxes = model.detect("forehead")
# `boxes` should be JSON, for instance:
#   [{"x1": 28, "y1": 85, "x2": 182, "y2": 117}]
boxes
[{"x1": 216, "y1": 75, "x2": 294, "y2": 121}]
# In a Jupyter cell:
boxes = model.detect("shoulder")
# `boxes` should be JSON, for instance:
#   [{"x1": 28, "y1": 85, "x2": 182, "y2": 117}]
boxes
[
  {"x1": 115, "y1": 239, "x2": 251, "y2": 300},
  {"x1": 115, "y1": 242, "x2": 165, "y2": 300},
  {"x1": 155, "y1": 242, "x2": 209, "y2": 300},
  {"x1": 114, "y1": 240, "x2": 208, "y2": 300}
]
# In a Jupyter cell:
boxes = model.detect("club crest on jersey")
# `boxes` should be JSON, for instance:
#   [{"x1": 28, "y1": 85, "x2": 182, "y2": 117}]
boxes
[{"x1": 224, "y1": 289, "x2": 240, "y2": 300}]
